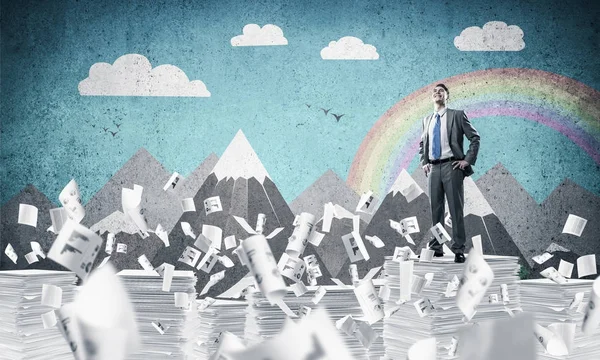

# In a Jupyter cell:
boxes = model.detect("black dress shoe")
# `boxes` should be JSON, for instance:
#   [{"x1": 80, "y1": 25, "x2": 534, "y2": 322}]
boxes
[
  {"x1": 433, "y1": 250, "x2": 444, "y2": 257},
  {"x1": 454, "y1": 253, "x2": 465, "y2": 263}
]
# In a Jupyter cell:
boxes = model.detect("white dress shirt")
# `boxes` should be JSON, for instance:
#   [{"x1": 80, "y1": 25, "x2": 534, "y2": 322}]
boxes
[{"x1": 427, "y1": 107, "x2": 453, "y2": 160}]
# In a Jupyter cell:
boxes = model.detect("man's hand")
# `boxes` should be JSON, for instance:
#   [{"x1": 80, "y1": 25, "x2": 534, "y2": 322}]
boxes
[
  {"x1": 452, "y1": 160, "x2": 469, "y2": 170},
  {"x1": 423, "y1": 164, "x2": 432, "y2": 177}
]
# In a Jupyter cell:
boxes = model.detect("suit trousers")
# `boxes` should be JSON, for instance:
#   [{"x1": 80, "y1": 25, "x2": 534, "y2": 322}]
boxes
[{"x1": 427, "y1": 161, "x2": 466, "y2": 254}]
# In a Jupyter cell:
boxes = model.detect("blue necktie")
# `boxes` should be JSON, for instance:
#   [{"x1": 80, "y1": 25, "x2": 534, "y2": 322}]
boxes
[{"x1": 432, "y1": 113, "x2": 441, "y2": 160}]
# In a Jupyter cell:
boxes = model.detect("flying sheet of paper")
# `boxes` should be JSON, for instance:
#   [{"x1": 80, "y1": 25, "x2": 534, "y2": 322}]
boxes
[
  {"x1": 161, "y1": 263, "x2": 175, "y2": 292},
  {"x1": 472, "y1": 235, "x2": 483, "y2": 255},
  {"x1": 204, "y1": 196, "x2": 223, "y2": 215},
  {"x1": 419, "y1": 249, "x2": 434, "y2": 262},
  {"x1": 29, "y1": 242, "x2": 46, "y2": 260},
  {"x1": 407, "y1": 337, "x2": 436, "y2": 360},
  {"x1": 558, "y1": 259, "x2": 574, "y2": 278},
  {"x1": 105, "y1": 233, "x2": 115, "y2": 254},
  {"x1": 163, "y1": 172, "x2": 181, "y2": 191},
  {"x1": 412, "y1": 276, "x2": 426, "y2": 295},
  {"x1": 548, "y1": 323, "x2": 576, "y2": 354},
  {"x1": 333, "y1": 204, "x2": 355, "y2": 220},
  {"x1": 577, "y1": 254, "x2": 597, "y2": 278},
  {"x1": 445, "y1": 212, "x2": 452, "y2": 228},
  {"x1": 194, "y1": 234, "x2": 212, "y2": 253},
  {"x1": 181, "y1": 198, "x2": 196, "y2": 212},
  {"x1": 534, "y1": 323, "x2": 569, "y2": 356},
  {"x1": 290, "y1": 282, "x2": 308, "y2": 297},
  {"x1": 562, "y1": 214, "x2": 588, "y2": 237},
  {"x1": 137, "y1": 254, "x2": 155, "y2": 272},
  {"x1": 365, "y1": 235, "x2": 385, "y2": 248},
  {"x1": 18, "y1": 203, "x2": 38, "y2": 227},
  {"x1": 532, "y1": 252, "x2": 554, "y2": 265},
  {"x1": 200, "y1": 270, "x2": 226, "y2": 296},
  {"x1": 224, "y1": 235, "x2": 237, "y2": 250},
  {"x1": 5, "y1": 243, "x2": 18, "y2": 264},
  {"x1": 278, "y1": 253, "x2": 306, "y2": 282},
  {"x1": 47, "y1": 220, "x2": 103, "y2": 281},
  {"x1": 242, "y1": 235, "x2": 287, "y2": 304},
  {"x1": 363, "y1": 266, "x2": 382, "y2": 282},
  {"x1": 356, "y1": 190, "x2": 378, "y2": 214},
  {"x1": 72, "y1": 263, "x2": 140, "y2": 359},
  {"x1": 233, "y1": 215, "x2": 256, "y2": 235},
  {"x1": 218, "y1": 255, "x2": 235, "y2": 268},
  {"x1": 25, "y1": 251, "x2": 39, "y2": 264},
  {"x1": 181, "y1": 222, "x2": 196, "y2": 238},
  {"x1": 414, "y1": 298, "x2": 435, "y2": 317},
  {"x1": 488, "y1": 294, "x2": 499, "y2": 304},
  {"x1": 98, "y1": 256, "x2": 111, "y2": 268},
  {"x1": 582, "y1": 276, "x2": 600, "y2": 335},
  {"x1": 286, "y1": 212, "x2": 315, "y2": 258},
  {"x1": 297, "y1": 305, "x2": 312, "y2": 319},
  {"x1": 303, "y1": 254, "x2": 318, "y2": 268},
  {"x1": 227, "y1": 309, "x2": 354, "y2": 360},
  {"x1": 399, "y1": 260, "x2": 414, "y2": 303},
  {"x1": 430, "y1": 222, "x2": 451, "y2": 244},
  {"x1": 393, "y1": 246, "x2": 415, "y2": 262},
  {"x1": 458, "y1": 313, "x2": 535, "y2": 360},
  {"x1": 155, "y1": 224, "x2": 169, "y2": 247},
  {"x1": 197, "y1": 248, "x2": 219, "y2": 273},
  {"x1": 349, "y1": 264, "x2": 360, "y2": 285},
  {"x1": 174, "y1": 292, "x2": 191, "y2": 309},
  {"x1": 41, "y1": 284, "x2": 63, "y2": 308},
  {"x1": 354, "y1": 321, "x2": 379, "y2": 348},
  {"x1": 152, "y1": 321, "x2": 169, "y2": 335},
  {"x1": 41, "y1": 310, "x2": 57, "y2": 329},
  {"x1": 59, "y1": 179, "x2": 85, "y2": 223},
  {"x1": 312, "y1": 286, "x2": 327, "y2": 305},
  {"x1": 353, "y1": 215, "x2": 361, "y2": 232},
  {"x1": 569, "y1": 292, "x2": 584, "y2": 310},
  {"x1": 49, "y1": 207, "x2": 69, "y2": 234},
  {"x1": 322, "y1": 202, "x2": 335, "y2": 233},
  {"x1": 202, "y1": 224, "x2": 223, "y2": 249},
  {"x1": 255, "y1": 214, "x2": 266, "y2": 235},
  {"x1": 178, "y1": 246, "x2": 202, "y2": 268},
  {"x1": 354, "y1": 280, "x2": 384, "y2": 324},
  {"x1": 456, "y1": 249, "x2": 495, "y2": 320},
  {"x1": 121, "y1": 184, "x2": 149, "y2": 237},
  {"x1": 540, "y1": 267, "x2": 567, "y2": 284},
  {"x1": 116, "y1": 243, "x2": 127, "y2": 254},
  {"x1": 307, "y1": 230, "x2": 325, "y2": 246},
  {"x1": 379, "y1": 284, "x2": 391, "y2": 301}
]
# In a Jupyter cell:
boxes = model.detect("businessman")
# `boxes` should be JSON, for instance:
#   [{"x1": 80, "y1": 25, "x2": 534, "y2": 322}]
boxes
[{"x1": 419, "y1": 84, "x2": 480, "y2": 263}]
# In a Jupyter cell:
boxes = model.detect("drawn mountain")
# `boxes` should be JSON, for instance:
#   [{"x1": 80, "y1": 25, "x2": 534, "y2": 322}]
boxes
[
  {"x1": 476, "y1": 163, "x2": 541, "y2": 265},
  {"x1": 89, "y1": 210, "x2": 140, "y2": 235},
  {"x1": 174, "y1": 152, "x2": 219, "y2": 200},
  {"x1": 152, "y1": 130, "x2": 326, "y2": 297},
  {"x1": 290, "y1": 169, "x2": 372, "y2": 223},
  {"x1": 0, "y1": 185, "x2": 67, "y2": 271},
  {"x1": 83, "y1": 148, "x2": 182, "y2": 233}
]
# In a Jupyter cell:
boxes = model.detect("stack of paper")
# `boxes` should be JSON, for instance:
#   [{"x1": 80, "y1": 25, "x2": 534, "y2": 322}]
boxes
[
  {"x1": 193, "y1": 298, "x2": 247, "y2": 359},
  {"x1": 117, "y1": 270, "x2": 198, "y2": 360},
  {"x1": 0, "y1": 270, "x2": 77, "y2": 360},
  {"x1": 245, "y1": 283, "x2": 385, "y2": 360},
  {"x1": 521, "y1": 279, "x2": 600, "y2": 359},
  {"x1": 382, "y1": 255, "x2": 521, "y2": 360}
]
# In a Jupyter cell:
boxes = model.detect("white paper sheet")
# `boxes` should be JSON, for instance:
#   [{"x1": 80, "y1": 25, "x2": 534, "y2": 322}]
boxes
[
  {"x1": 577, "y1": 254, "x2": 597, "y2": 278},
  {"x1": 116, "y1": 243, "x2": 127, "y2": 254},
  {"x1": 472, "y1": 234, "x2": 483, "y2": 255},
  {"x1": 562, "y1": 214, "x2": 588, "y2": 237},
  {"x1": 162, "y1": 263, "x2": 175, "y2": 292},
  {"x1": 541, "y1": 266, "x2": 567, "y2": 284},
  {"x1": 47, "y1": 220, "x2": 103, "y2": 281},
  {"x1": 558, "y1": 259, "x2": 574, "y2": 278},
  {"x1": 105, "y1": 232, "x2": 115, "y2": 254},
  {"x1": 242, "y1": 235, "x2": 287, "y2": 304},
  {"x1": 202, "y1": 224, "x2": 223, "y2": 250},
  {"x1": 155, "y1": 224, "x2": 169, "y2": 247},
  {"x1": 59, "y1": 179, "x2": 85, "y2": 223},
  {"x1": 163, "y1": 172, "x2": 181, "y2": 191},
  {"x1": 532, "y1": 252, "x2": 554, "y2": 265},
  {"x1": 41, "y1": 284, "x2": 63, "y2": 308},
  {"x1": 200, "y1": 270, "x2": 226, "y2": 296},
  {"x1": 25, "y1": 251, "x2": 39, "y2": 264},
  {"x1": 399, "y1": 260, "x2": 414, "y2": 303},
  {"x1": 137, "y1": 254, "x2": 155, "y2": 272},
  {"x1": 322, "y1": 202, "x2": 335, "y2": 233},
  {"x1": 277, "y1": 253, "x2": 306, "y2": 282},
  {"x1": 582, "y1": 276, "x2": 600, "y2": 335},
  {"x1": 178, "y1": 246, "x2": 202, "y2": 267},
  {"x1": 218, "y1": 255, "x2": 235, "y2": 268},
  {"x1": 456, "y1": 249, "x2": 495, "y2": 320},
  {"x1": 286, "y1": 212, "x2": 315, "y2": 258},
  {"x1": 181, "y1": 222, "x2": 196, "y2": 238},
  {"x1": 41, "y1": 310, "x2": 57, "y2": 329},
  {"x1": 430, "y1": 222, "x2": 451, "y2": 244},
  {"x1": 354, "y1": 280, "x2": 384, "y2": 324},
  {"x1": 197, "y1": 248, "x2": 219, "y2": 273},
  {"x1": 49, "y1": 207, "x2": 69, "y2": 233},
  {"x1": 181, "y1": 198, "x2": 196, "y2": 212},
  {"x1": 204, "y1": 196, "x2": 223, "y2": 215},
  {"x1": 121, "y1": 184, "x2": 149, "y2": 237},
  {"x1": 224, "y1": 235, "x2": 237, "y2": 250},
  {"x1": 18, "y1": 203, "x2": 39, "y2": 227},
  {"x1": 365, "y1": 235, "x2": 385, "y2": 248}
]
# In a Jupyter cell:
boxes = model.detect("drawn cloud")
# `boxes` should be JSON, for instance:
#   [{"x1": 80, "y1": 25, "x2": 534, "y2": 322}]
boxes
[
  {"x1": 230, "y1": 24, "x2": 288, "y2": 46},
  {"x1": 320, "y1": 36, "x2": 379, "y2": 60},
  {"x1": 78, "y1": 54, "x2": 211, "y2": 97},
  {"x1": 454, "y1": 21, "x2": 525, "y2": 51}
]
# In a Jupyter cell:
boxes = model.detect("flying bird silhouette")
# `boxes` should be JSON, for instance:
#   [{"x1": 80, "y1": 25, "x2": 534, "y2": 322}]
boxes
[
  {"x1": 102, "y1": 127, "x2": 108, "y2": 132},
  {"x1": 320, "y1": 108, "x2": 332, "y2": 116},
  {"x1": 332, "y1": 113, "x2": 345, "y2": 122},
  {"x1": 109, "y1": 131, "x2": 118, "y2": 137},
  {"x1": 115, "y1": 123, "x2": 121, "y2": 128},
  {"x1": 305, "y1": 104, "x2": 311, "y2": 108}
]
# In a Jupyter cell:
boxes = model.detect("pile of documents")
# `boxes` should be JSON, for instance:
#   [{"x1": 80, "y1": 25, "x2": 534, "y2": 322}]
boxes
[
  {"x1": 117, "y1": 270, "x2": 198, "y2": 360},
  {"x1": 521, "y1": 279, "x2": 600, "y2": 359},
  {"x1": 0, "y1": 270, "x2": 77, "y2": 360},
  {"x1": 245, "y1": 283, "x2": 385, "y2": 360},
  {"x1": 193, "y1": 298, "x2": 247, "y2": 359},
  {"x1": 382, "y1": 254, "x2": 521, "y2": 359}
]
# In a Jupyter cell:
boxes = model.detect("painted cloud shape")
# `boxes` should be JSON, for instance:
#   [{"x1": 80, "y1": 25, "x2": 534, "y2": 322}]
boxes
[
  {"x1": 454, "y1": 21, "x2": 525, "y2": 51},
  {"x1": 78, "y1": 54, "x2": 211, "y2": 97},
  {"x1": 230, "y1": 24, "x2": 288, "y2": 46},
  {"x1": 320, "y1": 36, "x2": 379, "y2": 60}
]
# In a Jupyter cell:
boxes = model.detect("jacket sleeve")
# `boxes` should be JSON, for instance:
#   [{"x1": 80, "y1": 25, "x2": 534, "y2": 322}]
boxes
[
  {"x1": 461, "y1": 110, "x2": 480, "y2": 166},
  {"x1": 419, "y1": 116, "x2": 428, "y2": 166}
]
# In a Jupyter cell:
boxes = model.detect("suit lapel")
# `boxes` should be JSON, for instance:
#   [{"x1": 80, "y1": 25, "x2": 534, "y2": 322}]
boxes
[{"x1": 446, "y1": 108, "x2": 454, "y2": 140}]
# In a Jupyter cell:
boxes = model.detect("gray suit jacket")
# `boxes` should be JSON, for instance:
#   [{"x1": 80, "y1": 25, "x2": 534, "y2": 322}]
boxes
[{"x1": 419, "y1": 109, "x2": 480, "y2": 177}]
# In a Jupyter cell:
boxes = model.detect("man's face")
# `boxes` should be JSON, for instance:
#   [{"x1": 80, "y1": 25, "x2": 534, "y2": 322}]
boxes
[{"x1": 432, "y1": 86, "x2": 448, "y2": 104}]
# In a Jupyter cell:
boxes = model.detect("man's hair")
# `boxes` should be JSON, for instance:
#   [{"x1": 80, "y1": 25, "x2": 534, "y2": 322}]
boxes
[{"x1": 435, "y1": 83, "x2": 449, "y2": 95}]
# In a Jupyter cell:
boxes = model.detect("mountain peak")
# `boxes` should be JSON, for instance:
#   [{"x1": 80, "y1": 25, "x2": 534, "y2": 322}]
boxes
[{"x1": 212, "y1": 130, "x2": 271, "y2": 183}]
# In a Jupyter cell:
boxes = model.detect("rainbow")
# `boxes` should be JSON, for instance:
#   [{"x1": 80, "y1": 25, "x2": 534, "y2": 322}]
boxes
[{"x1": 347, "y1": 68, "x2": 600, "y2": 197}]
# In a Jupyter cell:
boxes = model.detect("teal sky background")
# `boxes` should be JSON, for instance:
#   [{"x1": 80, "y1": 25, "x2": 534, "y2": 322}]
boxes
[{"x1": 2, "y1": 0, "x2": 599, "y2": 206}]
